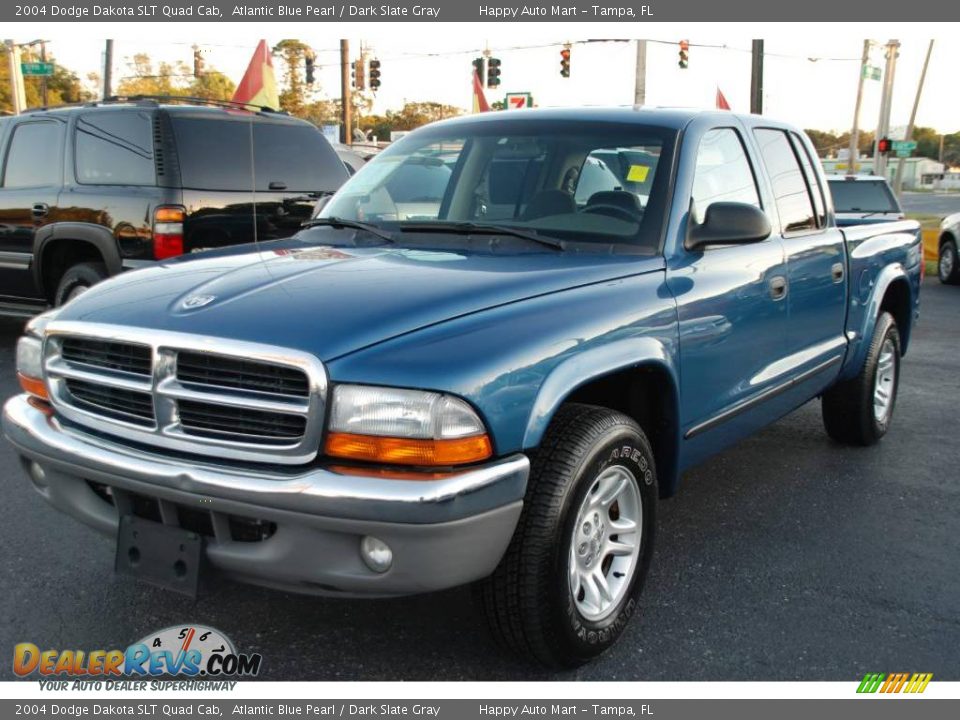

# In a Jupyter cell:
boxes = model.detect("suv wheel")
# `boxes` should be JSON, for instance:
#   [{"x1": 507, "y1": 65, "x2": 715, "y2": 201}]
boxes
[
  {"x1": 821, "y1": 311, "x2": 901, "y2": 446},
  {"x1": 939, "y1": 238, "x2": 960, "y2": 285},
  {"x1": 54, "y1": 262, "x2": 108, "y2": 306},
  {"x1": 478, "y1": 403, "x2": 657, "y2": 668}
]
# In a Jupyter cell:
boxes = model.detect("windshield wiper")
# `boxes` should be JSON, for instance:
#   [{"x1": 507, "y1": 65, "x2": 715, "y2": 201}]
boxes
[
  {"x1": 301, "y1": 216, "x2": 395, "y2": 243},
  {"x1": 399, "y1": 221, "x2": 564, "y2": 251}
]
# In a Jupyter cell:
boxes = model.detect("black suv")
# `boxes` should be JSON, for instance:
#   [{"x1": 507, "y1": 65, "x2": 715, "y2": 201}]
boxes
[{"x1": 0, "y1": 97, "x2": 348, "y2": 314}]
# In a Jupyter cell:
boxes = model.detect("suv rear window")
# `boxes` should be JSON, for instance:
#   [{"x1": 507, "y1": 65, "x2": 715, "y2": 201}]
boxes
[
  {"x1": 828, "y1": 178, "x2": 900, "y2": 214},
  {"x1": 171, "y1": 117, "x2": 344, "y2": 193}
]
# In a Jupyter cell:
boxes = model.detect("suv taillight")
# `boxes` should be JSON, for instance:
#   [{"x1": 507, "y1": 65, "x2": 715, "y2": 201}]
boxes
[{"x1": 152, "y1": 206, "x2": 185, "y2": 260}]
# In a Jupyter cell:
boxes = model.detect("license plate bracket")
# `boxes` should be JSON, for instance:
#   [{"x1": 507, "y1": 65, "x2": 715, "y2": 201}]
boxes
[{"x1": 116, "y1": 515, "x2": 203, "y2": 598}]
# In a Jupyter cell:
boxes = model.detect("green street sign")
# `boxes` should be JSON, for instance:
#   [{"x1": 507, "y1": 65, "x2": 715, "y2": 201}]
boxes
[
  {"x1": 21, "y1": 62, "x2": 55, "y2": 76},
  {"x1": 892, "y1": 140, "x2": 917, "y2": 152},
  {"x1": 895, "y1": 149, "x2": 913, "y2": 158},
  {"x1": 862, "y1": 65, "x2": 881, "y2": 81}
]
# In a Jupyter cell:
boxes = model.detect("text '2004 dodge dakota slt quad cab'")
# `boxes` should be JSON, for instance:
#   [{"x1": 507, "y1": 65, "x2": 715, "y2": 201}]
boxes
[{"x1": 3, "y1": 108, "x2": 922, "y2": 668}]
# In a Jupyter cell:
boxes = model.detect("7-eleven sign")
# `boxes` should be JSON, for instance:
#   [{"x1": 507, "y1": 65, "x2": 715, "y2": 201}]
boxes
[{"x1": 505, "y1": 92, "x2": 533, "y2": 109}]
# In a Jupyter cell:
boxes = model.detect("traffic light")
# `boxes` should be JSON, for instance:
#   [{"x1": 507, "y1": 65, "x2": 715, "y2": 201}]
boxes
[
  {"x1": 305, "y1": 52, "x2": 315, "y2": 85},
  {"x1": 192, "y1": 46, "x2": 204, "y2": 77},
  {"x1": 353, "y1": 58, "x2": 366, "y2": 91},
  {"x1": 876, "y1": 137, "x2": 892, "y2": 155},
  {"x1": 369, "y1": 59, "x2": 381, "y2": 91},
  {"x1": 560, "y1": 46, "x2": 571, "y2": 78},
  {"x1": 678, "y1": 40, "x2": 689, "y2": 69},
  {"x1": 472, "y1": 57, "x2": 485, "y2": 85},
  {"x1": 486, "y1": 57, "x2": 501, "y2": 88}
]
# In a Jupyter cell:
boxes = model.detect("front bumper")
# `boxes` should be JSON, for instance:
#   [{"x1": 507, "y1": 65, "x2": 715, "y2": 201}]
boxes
[{"x1": 2, "y1": 394, "x2": 529, "y2": 597}]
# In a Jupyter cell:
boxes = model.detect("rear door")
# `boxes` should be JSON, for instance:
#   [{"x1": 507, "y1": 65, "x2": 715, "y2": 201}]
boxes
[
  {"x1": 0, "y1": 117, "x2": 66, "y2": 301},
  {"x1": 170, "y1": 115, "x2": 348, "y2": 252},
  {"x1": 668, "y1": 125, "x2": 789, "y2": 445},
  {"x1": 752, "y1": 128, "x2": 846, "y2": 377}
]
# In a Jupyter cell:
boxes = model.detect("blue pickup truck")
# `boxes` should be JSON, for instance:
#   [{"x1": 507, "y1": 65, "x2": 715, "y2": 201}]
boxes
[{"x1": 2, "y1": 108, "x2": 922, "y2": 668}]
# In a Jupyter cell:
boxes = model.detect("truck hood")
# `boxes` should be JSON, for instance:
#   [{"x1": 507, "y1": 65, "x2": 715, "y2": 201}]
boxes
[{"x1": 57, "y1": 236, "x2": 664, "y2": 361}]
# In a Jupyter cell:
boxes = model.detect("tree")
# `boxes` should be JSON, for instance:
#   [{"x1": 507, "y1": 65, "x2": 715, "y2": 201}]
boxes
[
  {"x1": 114, "y1": 53, "x2": 234, "y2": 101},
  {"x1": 1, "y1": 45, "x2": 89, "y2": 113},
  {"x1": 273, "y1": 40, "x2": 313, "y2": 117}
]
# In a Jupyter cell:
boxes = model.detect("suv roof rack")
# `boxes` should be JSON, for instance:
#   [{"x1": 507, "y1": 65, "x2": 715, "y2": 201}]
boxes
[{"x1": 21, "y1": 95, "x2": 285, "y2": 115}]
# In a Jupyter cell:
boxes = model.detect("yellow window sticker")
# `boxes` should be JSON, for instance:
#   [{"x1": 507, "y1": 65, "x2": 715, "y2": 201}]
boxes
[{"x1": 627, "y1": 165, "x2": 650, "y2": 183}]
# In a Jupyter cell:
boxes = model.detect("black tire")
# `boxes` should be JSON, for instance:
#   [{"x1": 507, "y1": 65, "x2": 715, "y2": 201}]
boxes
[
  {"x1": 939, "y1": 238, "x2": 960, "y2": 285},
  {"x1": 54, "y1": 262, "x2": 108, "y2": 306},
  {"x1": 822, "y1": 312, "x2": 901, "y2": 446},
  {"x1": 478, "y1": 403, "x2": 657, "y2": 668}
]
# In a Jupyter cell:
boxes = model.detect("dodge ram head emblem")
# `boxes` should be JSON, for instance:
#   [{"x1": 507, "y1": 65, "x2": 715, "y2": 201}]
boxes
[{"x1": 181, "y1": 294, "x2": 216, "y2": 309}]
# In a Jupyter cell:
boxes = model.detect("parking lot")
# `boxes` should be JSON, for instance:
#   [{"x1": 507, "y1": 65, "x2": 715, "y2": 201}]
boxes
[{"x1": 1, "y1": 277, "x2": 958, "y2": 682}]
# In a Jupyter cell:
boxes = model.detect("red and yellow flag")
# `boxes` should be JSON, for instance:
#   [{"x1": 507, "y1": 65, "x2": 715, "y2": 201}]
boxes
[
  {"x1": 472, "y1": 69, "x2": 490, "y2": 114},
  {"x1": 232, "y1": 40, "x2": 280, "y2": 110}
]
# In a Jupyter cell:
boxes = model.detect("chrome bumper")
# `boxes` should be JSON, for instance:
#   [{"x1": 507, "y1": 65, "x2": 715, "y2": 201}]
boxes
[{"x1": 2, "y1": 394, "x2": 529, "y2": 596}]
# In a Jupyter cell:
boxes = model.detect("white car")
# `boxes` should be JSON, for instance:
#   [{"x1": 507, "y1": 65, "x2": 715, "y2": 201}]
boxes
[{"x1": 939, "y1": 212, "x2": 960, "y2": 284}]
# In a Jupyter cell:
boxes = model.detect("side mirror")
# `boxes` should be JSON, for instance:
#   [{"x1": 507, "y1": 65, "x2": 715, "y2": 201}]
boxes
[{"x1": 685, "y1": 202, "x2": 772, "y2": 250}]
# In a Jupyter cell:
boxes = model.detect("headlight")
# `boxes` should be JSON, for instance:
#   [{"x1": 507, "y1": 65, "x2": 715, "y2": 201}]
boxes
[
  {"x1": 325, "y1": 385, "x2": 492, "y2": 466},
  {"x1": 16, "y1": 310, "x2": 57, "y2": 401}
]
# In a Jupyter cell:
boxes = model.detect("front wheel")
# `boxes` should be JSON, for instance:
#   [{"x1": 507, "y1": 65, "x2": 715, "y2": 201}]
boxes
[
  {"x1": 478, "y1": 403, "x2": 657, "y2": 668},
  {"x1": 822, "y1": 312, "x2": 901, "y2": 446},
  {"x1": 939, "y1": 239, "x2": 960, "y2": 285}
]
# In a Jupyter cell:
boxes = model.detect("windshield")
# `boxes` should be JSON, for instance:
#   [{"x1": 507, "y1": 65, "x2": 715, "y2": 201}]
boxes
[
  {"x1": 828, "y1": 178, "x2": 901, "y2": 213},
  {"x1": 320, "y1": 120, "x2": 676, "y2": 252}
]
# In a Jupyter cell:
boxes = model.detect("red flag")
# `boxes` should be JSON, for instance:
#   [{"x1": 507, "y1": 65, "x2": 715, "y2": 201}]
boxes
[
  {"x1": 716, "y1": 87, "x2": 731, "y2": 111},
  {"x1": 472, "y1": 70, "x2": 490, "y2": 113},
  {"x1": 232, "y1": 40, "x2": 280, "y2": 110}
]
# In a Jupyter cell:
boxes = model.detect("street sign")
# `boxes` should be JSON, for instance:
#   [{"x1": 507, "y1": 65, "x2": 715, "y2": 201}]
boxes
[
  {"x1": 862, "y1": 65, "x2": 881, "y2": 81},
  {"x1": 505, "y1": 92, "x2": 533, "y2": 110},
  {"x1": 21, "y1": 62, "x2": 55, "y2": 76},
  {"x1": 892, "y1": 140, "x2": 917, "y2": 158}
]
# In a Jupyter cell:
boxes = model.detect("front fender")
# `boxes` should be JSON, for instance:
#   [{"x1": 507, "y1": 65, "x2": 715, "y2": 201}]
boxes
[{"x1": 522, "y1": 337, "x2": 678, "y2": 448}]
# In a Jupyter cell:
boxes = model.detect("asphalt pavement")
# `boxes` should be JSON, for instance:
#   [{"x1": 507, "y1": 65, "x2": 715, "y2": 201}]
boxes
[
  {"x1": 1, "y1": 278, "x2": 958, "y2": 681},
  {"x1": 900, "y1": 191, "x2": 960, "y2": 217}
]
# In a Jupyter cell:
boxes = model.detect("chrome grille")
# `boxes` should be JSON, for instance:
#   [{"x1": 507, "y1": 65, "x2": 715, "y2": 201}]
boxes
[
  {"x1": 65, "y1": 379, "x2": 155, "y2": 426},
  {"x1": 178, "y1": 399, "x2": 307, "y2": 442},
  {"x1": 176, "y1": 351, "x2": 310, "y2": 397},
  {"x1": 61, "y1": 337, "x2": 152, "y2": 376},
  {"x1": 43, "y1": 323, "x2": 327, "y2": 464}
]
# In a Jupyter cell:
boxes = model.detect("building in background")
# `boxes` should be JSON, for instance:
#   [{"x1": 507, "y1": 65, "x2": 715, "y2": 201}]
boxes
[{"x1": 822, "y1": 156, "x2": 945, "y2": 190}]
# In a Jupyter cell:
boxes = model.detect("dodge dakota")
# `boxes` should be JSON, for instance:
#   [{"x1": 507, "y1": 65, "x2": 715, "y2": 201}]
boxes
[{"x1": 2, "y1": 108, "x2": 922, "y2": 668}]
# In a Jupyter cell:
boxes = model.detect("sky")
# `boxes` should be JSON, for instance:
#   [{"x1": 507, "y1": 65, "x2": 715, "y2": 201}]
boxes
[{"x1": 15, "y1": 24, "x2": 959, "y2": 136}]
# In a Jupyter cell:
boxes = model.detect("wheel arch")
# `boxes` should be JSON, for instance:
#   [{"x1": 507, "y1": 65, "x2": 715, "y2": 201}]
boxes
[
  {"x1": 521, "y1": 338, "x2": 682, "y2": 498},
  {"x1": 33, "y1": 224, "x2": 122, "y2": 302}
]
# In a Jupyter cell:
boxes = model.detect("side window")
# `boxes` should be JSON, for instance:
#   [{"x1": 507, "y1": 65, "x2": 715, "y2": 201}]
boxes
[
  {"x1": 691, "y1": 128, "x2": 760, "y2": 224},
  {"x1": 75, "y1": 111, "x2": 155, "y2": 186},
  {"x1": 2, "y1": 121, "x2": 62, "y2": 188},
  {"x1": 754, "y1": 128, "x2": 817, "y2": 233},
  {"x1": 790, "y1": 132, "x2": 826, "y2": 228}
]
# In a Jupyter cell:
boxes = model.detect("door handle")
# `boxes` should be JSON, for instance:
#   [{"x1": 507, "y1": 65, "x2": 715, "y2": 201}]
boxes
[
  {"x1": 831, "y1": 262, "x2": 845, "y2": 283},
  {"x1": 768, "y1": 275, "x2": 788, "y2": 301},
  {"x1": 31, "y1": 203, "x2": 49, "y2": 218}
]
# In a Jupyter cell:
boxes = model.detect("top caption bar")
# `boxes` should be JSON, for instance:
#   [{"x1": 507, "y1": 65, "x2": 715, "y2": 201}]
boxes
[{"x1": 4, "y1": 0, "x2": 958, "y2": 22}]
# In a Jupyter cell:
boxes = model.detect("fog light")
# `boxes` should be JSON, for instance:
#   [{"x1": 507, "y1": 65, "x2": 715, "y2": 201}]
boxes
[
  {"x1": 28, "y1": 461, "x2": 47, "y2": 488},
  {"x1": 360, "y1": 536, "x2": 393, "y2": 573}
]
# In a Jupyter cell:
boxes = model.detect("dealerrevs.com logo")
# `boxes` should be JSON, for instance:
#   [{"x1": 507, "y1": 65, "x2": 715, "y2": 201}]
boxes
[
  {"x1": 13, "y1": 625, "x2": 262, "y2": 685},
  {"x1": 856, "y1": 673, "x2": 933, "y2": 694}
]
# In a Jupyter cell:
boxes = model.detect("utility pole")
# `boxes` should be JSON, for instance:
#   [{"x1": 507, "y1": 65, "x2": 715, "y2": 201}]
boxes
[
  {"x1": 848, "y1": 39, "x2": 871, "y2": 175},
  {"x1": 102, "y1": 39, "x2": 114, "y2": 99},
  {"x1": 893, "y1": 39, "x2": 934, "y2": 197},
  {"x1": 40, "y1": 40, "x2": 48, "y2": 107},
  {"x1": 873, "y1": 39, "x2": 900, "y2": 179},
  {"x1": 633, "y1": 39, "x2": 647, "y2": 106},
  {"x1": 340, "y1": 39, "x2": 352, "y2": 144},
  {"x1": 750, "y1": 39, "x2": 764, "y2": 115},
  {"x1": 5, "y1": 40, "x2": 26, "y2": 115}
]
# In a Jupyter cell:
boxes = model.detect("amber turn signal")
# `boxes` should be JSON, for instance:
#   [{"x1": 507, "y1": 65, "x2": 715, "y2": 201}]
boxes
[
  {"x1": 325, "y1": 432, "x2": 493, "y2": 466},
  {"x1": 17, "y1": 372, "x2": 49, "y2": 401}
]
